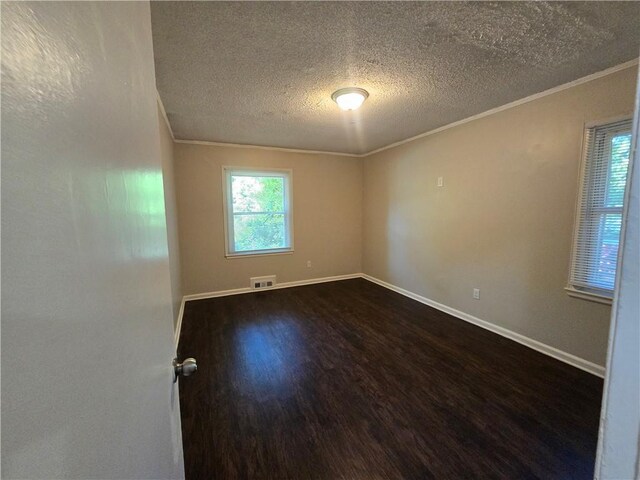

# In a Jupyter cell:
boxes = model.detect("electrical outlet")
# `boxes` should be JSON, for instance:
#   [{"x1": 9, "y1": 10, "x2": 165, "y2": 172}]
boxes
[
  {"x1": 437, "y1": 176, "x2": 444, "y2": 187},
  {"x1": 307, "y1": 260, "x2": 312, "y2": 268},
  {"x1": 473, "y1": 288, "x2": 480, "y2": 300}
]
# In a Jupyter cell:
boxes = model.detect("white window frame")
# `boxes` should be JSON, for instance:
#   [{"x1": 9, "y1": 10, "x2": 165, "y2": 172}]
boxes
[
  {"x1": 222, "y1": 166, "x2": 294, "y2": 258},
  {"x1": 566, "y1": 116, "x2": 633, "y2": 304}
]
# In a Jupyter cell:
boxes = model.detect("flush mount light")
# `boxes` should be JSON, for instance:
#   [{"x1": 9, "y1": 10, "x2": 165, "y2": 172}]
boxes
[{"x1": 331, "y1": 87, "x2": 369, "y2": 111}]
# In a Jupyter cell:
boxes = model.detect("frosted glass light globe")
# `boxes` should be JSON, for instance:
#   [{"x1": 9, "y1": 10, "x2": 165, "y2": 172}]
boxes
[{"x1": 331, "y1": 87, "x2": 369, "y2": 111}]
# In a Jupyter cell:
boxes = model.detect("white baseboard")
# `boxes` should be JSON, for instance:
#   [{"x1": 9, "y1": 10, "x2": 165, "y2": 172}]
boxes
[
  {"x1": 361, "y1": 274, "x2": 605, "y2": 378},
  {"x1": 174, "y1": 297, "x2": 186, "y2": 350},
  {"x1": 175, "y1": 272, "x2": 605, "y2": 377},
  {"x1": 182, "y1": 273, "x2": 362, "y2": 302},
  {"x1": 175, "y1": 273, "x2": 362, "y2": 347}
]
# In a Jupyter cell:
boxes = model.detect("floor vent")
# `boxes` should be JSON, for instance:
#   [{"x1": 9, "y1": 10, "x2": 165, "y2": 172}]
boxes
[{"x1": 250, "y1": 275, "x2": 276, "y2": 290}]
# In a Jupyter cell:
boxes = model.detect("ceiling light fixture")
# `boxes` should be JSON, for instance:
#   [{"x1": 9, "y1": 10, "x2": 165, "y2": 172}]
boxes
[{"x1": 331, "y1": 87, "x2": 369, "y2": 111}]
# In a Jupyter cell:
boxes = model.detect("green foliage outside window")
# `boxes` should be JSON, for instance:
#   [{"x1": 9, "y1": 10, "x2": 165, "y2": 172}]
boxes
[{"x1": 231, "y1": 175, "x2": 287, "y2": 252}]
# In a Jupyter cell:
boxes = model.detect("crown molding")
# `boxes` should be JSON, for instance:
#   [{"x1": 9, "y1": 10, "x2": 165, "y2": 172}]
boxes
[
  {"x1": 158, "y1": 58, "x2": 638, "y2": 159},
  {"x1": 172, "y1": 138, "x2": 362, "y2": 157},
  {"x1": 156, "y1": 89, "x2": 360, "y2": 157},
  {"x1": 156, "y1": 91, "x2": 175, "y2": 141},
  {"x1": 362, "y1": 58, "x2": 639, "y2": 157}
]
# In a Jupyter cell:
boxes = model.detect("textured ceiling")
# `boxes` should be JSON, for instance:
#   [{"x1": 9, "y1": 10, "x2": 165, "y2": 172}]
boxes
[{"x1": 151, "y1": 1, "x2": 640, "y2": 155}]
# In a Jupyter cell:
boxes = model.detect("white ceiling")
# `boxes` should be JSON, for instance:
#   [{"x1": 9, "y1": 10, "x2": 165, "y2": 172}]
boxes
[{"x1": 151, "y1": 1, "x2": 639, "y2": 155}]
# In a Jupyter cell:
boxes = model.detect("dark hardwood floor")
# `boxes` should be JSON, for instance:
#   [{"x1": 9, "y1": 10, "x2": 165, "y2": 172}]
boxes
[{"x1": 177, "y1": 278, "x2": 603, "y2": 479}]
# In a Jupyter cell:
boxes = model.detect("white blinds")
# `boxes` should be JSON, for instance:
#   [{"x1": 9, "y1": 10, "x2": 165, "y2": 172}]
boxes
[{"x1": 570, "y1": 118, "x2": 633, "y2": 297}]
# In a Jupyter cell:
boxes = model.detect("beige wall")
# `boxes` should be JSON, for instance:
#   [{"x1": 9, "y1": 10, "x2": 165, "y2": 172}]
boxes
[
  {"x1": 362, "y1": 66, "x2": 637, "y2": 366},
  {"x1": 158, "y1": 104, "x2": 183, "y2": 328},
  {"x1": 174, "y1": 143, "x2": 363, "y2": 294}
]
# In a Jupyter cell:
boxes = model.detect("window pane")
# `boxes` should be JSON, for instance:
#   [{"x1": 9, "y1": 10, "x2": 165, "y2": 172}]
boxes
[
  {"x1": 233, "y1": 213, "x2": 286, "y2": 252},
  {"x1": 231, "y1": 175, "x2": 284, "y2": 213},
  {"x1": 605, "y1": 134, "x2": 631, "y2": 208},
  {"x1": 570, "y1": 119, "x2": 631, "y2": 296},
  {"x1": 591, "y1": 213, "x2": 622, "y2": 290}
]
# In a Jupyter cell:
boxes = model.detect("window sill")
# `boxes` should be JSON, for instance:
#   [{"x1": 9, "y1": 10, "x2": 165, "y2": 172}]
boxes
[
  {"x1": 565, "y1": 287, "x2": 613, "y2": 305},
  {"x1": 225, "y1": 249, "x2": 294, "y2": 259}
]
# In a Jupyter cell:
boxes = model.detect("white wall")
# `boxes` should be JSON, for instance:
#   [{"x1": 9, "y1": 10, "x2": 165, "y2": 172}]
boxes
[
  {"x1": 1, "y1": 3, "x2": 183, "y2": 478},
  {"x1": 595, "y1": 68, "x2": 640, "y2": 480}
]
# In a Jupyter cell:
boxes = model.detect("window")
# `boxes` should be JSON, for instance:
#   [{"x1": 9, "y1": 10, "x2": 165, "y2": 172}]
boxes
[
  {"x1": 222, "y1": 167, "x2": 293, "y2": 257},
  {"x1": 568, "y1": 118, "x2": 633, "y2": 302}
]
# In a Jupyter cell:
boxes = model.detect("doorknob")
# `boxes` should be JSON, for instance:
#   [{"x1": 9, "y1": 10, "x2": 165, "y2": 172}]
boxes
[{"x1": 173, "y1": 357, "x2": 197, "y2": 382}]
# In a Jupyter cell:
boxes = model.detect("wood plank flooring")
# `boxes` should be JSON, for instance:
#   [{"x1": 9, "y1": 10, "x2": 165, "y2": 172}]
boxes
[{"x1": 177, "y1": 278, "x2": 603, "y2": 479}]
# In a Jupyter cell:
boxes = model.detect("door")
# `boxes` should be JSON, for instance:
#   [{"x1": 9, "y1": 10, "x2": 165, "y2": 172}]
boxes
[
  {"x1": 594, "y1": 68, "x2": 640, "y2": 478},
  {"x1": 1, "y1": 2, "x2": 184, "y2": 478}
]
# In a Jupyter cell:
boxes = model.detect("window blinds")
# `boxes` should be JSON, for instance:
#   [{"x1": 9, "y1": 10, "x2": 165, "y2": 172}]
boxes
[{"x1": 569, "y1": 118, "x2": 632, "y2": 297}]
